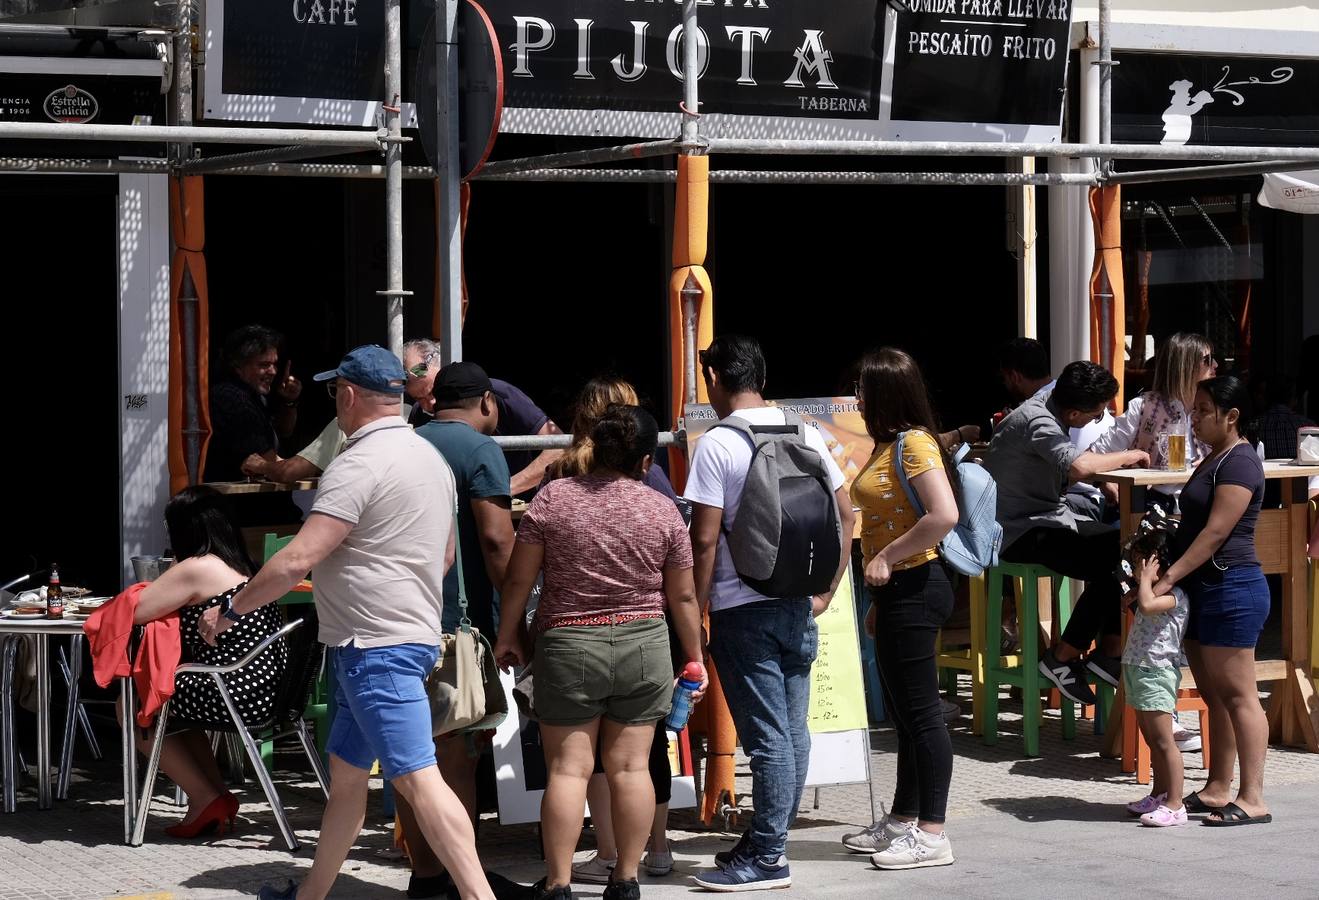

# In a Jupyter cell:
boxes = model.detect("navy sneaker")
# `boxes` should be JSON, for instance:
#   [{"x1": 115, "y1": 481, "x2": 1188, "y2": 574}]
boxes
[
  {"x1": 713, "y1": 830, "x2": 753, "y2": 869},
  {"x1": 692, "y1": 854, "x2": 791, "y2": 892},
  {"x1": 1085, "y1": 652, "x2": 1121, "y2": 689},
  {"x1": 257, "y1": 881, "x2": 298, "y2": 900},
  {"x1": 1038, "y1": 648, "x2": 1097, "y2": 706}
]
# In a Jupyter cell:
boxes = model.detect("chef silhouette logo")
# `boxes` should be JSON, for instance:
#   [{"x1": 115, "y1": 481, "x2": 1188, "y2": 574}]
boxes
[{"x1": 1160, "y1": 66, "x2": 1294, "y2": 146}]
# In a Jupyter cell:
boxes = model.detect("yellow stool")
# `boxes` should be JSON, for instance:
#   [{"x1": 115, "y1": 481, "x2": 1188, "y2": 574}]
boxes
[{"x1": 936, "y1": 574, "x2": 1017, "y2": 735}]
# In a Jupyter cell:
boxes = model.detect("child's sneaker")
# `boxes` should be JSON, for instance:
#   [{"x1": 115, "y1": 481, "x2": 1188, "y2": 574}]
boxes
[
  {"x1": 870, "y1": 828, "x2": 954, "y2": 870},
  {"x1": 1126, "y1": 792, "x2": 1168, "y2": 817},
  {"x1": 1140, "y1": 805, "x2": 1189, "y2": 828}
]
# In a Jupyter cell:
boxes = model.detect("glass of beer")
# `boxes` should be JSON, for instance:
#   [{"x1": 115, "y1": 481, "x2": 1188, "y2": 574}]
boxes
[{"x1": 1166, "y1": 432, "x2": 1187, "y2": 471}]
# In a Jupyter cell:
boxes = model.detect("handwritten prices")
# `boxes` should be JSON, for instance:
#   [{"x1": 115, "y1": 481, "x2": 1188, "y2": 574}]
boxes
[{"x1": 807, "y1": 570, "x2": 869, "y2": 734}]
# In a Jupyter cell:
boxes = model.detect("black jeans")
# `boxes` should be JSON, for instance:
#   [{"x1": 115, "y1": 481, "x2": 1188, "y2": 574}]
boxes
[
  {"x1": 1001, "y1": 520, "x2": 1122, "y2": 652},
  {"x1": 869, "y1": 561, "x2": 955, "y2": 823}
]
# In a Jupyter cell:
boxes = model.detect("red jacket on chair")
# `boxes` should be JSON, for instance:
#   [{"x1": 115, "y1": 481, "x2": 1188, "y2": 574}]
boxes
[{"x1": 83, "y1": 582, "x2": 181, "y2": 728}]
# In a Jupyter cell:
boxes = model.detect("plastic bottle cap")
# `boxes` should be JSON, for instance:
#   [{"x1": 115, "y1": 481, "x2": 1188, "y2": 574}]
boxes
[{"x1": 682, "y1": 661, "x2": 705, "y2": 681}]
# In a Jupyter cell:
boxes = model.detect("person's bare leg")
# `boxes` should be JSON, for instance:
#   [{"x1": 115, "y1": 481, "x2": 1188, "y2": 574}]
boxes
[
  {"x1": 586, "y1": 774, "x2": 619, "y2": 860},
  {"x1": 296, "y1": 754, "x2": 371, "y2": 900},
  {"x1": 540, "y1": 721, "x2": 601, "y2": 888},
  {"x1": 400, "y1": 735, "x2": 480, "y2": 879},
  {"x1": 392, "y1": 765, "x2": 495, "y2": 900},
  {"x1": 117, "y1": 699, "x2": 220, "y2": 826},
  {"x1": 1137, "y1": 710, "x2": 1182, "y2": 809},
  {"x1": 649, "y1": 802, "x2": 670, "y2": 854},
  {"x1": 600, "y1": 720, "x2": 658, "y2": 883},
  {"x1": 180, "y1": 729, "x2": 228, "y2": 797},
  {"x1": 1186, "y1": 641, "x2": 1237, "y2": 806},
  {"x1": 1203, "y1": 646, "x2": 1270, "y2": 818}
]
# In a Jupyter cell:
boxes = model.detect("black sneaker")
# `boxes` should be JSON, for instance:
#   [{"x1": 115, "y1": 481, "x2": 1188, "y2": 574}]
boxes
[
  {"x1": 1038, "y1": 649, "x2": 1097, "y2": 705},
  {"x1": 1085, "y1": 653, "x2": 1121, "y2": 688},
  {"x1": 714, "y1": 830, "x2": 753, "y2": 869},
  {"x1": 603, "y1": 879, "x2": 641, "y2": 900},
  {"x1": 532, "y1": 878, "x2": 574, "y2": 900}
]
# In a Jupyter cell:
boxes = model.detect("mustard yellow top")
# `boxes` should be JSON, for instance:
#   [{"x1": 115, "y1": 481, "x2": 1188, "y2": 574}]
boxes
[{"x1": 850, "y1": 429, "x2": 944, "y2": 570}]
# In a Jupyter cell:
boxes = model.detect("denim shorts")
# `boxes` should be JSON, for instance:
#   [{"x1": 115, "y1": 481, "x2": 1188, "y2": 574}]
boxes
[
  {"x1": 327, "y1": 642, "x2": 440, "y2": 779},
  {"x1": 1185, "y1": 564, "x2": 1271, "y2": 649}
]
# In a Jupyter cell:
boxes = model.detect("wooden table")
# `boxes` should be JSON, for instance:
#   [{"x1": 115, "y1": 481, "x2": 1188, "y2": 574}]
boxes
[
  {"x1": 1094, "y1": 461, "x2": 1319, "y2": 762},
  {"x1": 203, "y1": 479, "x2": 319, "y2": 494}
]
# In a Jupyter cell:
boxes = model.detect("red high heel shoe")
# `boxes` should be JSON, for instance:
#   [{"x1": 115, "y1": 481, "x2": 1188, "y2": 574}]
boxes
[{"x1": 165, "y1": 792, "x2": 237, "y2": 839}]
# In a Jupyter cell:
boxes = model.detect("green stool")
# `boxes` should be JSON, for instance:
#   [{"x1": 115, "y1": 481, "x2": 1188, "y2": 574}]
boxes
[{"x1": 982, "y1": 561, "x2": 1071, "y2": 757}]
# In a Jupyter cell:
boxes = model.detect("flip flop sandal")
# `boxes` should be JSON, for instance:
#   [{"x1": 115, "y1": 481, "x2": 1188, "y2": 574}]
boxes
[
  {"x1": 1202, "y1": 801, "x2": 1273, "y2": 827},
  {"x1": 1183, "y1": 791, "x2": 1222, "y2": 814}
]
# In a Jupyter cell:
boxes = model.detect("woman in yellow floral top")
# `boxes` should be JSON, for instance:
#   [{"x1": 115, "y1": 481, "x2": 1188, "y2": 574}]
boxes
[{"x1": 841, "y1": 347, "x2": 960, "y2": 871}]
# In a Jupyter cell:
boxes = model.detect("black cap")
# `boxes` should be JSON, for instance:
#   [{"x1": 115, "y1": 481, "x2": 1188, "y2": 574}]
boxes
[{"x1": 433, "y1": 361, "x2": 493, "y2": 404}]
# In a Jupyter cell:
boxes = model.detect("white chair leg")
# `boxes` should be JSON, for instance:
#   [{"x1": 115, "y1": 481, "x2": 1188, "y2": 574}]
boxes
[
  {"x1": 212, "y1": 674, "x2": 299, "y2": 852},
  {"x1": 131, "y1": 699, "x2": 171, "y2": 846},
  {"x1": 294, "y1": 718, "x2": 330, "y2": 798}
]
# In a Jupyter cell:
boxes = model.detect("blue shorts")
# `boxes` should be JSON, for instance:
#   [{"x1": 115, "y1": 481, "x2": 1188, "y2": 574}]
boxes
[
  {"x1": 327, "y1": 643, "x2": 439, "y2": 780},
  {"x1": 1185, "y1": 565, "x2": 1270, "y2": 649}
]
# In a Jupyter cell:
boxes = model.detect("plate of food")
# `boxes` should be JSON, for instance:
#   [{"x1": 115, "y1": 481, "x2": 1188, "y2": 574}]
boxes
[
  {"x1": 72, "y1": 596, "x2": 110, "y2": 609},
  {"x1": 1, "y1": 606, "x2": 48, "y2": 620}
]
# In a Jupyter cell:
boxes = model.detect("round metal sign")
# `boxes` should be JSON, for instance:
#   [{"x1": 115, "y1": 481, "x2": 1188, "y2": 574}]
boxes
[{"x1": 416, "y1": 0, "x2": 504, "y2": 181}]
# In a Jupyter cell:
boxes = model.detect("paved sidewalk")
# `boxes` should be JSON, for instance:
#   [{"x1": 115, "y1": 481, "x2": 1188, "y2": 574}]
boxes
[{"x1": 2, "y1": 700, "x2": 1316, "y2": 899}]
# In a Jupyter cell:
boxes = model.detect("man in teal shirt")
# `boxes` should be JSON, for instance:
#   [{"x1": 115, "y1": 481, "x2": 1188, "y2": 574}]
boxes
[{"x1": 406, "y1": 360, "x2": 519, "y2": 899}]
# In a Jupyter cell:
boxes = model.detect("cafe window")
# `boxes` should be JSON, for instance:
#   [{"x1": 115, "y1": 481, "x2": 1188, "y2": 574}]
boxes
[{"x1": 1120, "y1": 187, "x2": 1261, "y2": 392}]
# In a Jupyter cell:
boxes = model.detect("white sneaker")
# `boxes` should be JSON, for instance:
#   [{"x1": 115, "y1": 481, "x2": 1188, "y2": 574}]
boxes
[
  {"x1": 571, "y1": 852, "x2": 617, "y2": 884},
  {"x1": 1174, "y1": 728, "x2": 1202, "y2": 752},
  {"x1": 841, "y1": 806, "x2": 910, "y2": 854},
  {"x1": 870, "y1": 827, "x2": 955, "y2": 870}
]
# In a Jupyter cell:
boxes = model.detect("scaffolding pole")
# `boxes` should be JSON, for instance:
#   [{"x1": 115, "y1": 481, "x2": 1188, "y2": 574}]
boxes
[
  {"x1": 474, "y1": 139, "x2": 684, "y2": 178},
  {"x1": 178, "y1": 144, "x2": 366, "y2": 175},
  {"x1": 435, "y1": 0, "x2": 463, "y2": 365},
  {"x1": 380, "y1": 0, "x2": 410, "y2": 358},
  {"x1": 1105, "y1": 158, "x2": 1319, "y2": 185},
  {"x1": 493, "y1": 432, "x2": 683, "y2": 451},
  {"x1": 0, "y1": 121, "x2": 391, "y2": 148},
  {"x1": 476, "y1": 168, "x2": 1105, "y2": 186},
  {"x1": 703, "y1": 138, "x2": 1319, "y2": 162}
]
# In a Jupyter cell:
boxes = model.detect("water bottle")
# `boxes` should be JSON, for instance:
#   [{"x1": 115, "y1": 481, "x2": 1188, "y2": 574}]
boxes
[{"x1": 666, "y1": 662, "x2": 706, "y2": 731}]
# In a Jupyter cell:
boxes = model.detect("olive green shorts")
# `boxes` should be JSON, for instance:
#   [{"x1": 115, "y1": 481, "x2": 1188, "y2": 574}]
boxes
[
  {"x1": 533, "y1": 618, "x2": 673, "y2": 727},
  {"x1": 1122, "y1": 663, "x2": 1181, "y2": 714}
]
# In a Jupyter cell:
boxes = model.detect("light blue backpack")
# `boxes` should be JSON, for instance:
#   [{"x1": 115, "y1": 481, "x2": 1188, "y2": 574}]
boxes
[{"x1": 894, "y1": 433, "x2": 1002, "y2": 577}]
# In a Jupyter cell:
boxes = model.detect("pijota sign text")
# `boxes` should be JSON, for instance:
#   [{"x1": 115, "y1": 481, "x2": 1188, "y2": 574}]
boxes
[{"x1": 207, "y1": 0, "x2": 1071, "y2": 141}]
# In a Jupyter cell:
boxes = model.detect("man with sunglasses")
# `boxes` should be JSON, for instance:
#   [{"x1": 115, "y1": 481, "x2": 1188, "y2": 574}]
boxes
[
  {"x1": 982, "y1": 360, "x2": 1150, "y2": 706},
  {"x1": 402, "y1": 339, "x2": 565, "y2": 497}
]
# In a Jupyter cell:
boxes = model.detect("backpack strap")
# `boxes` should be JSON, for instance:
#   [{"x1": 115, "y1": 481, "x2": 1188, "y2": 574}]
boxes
[
  {"x1": 434, "y1": 453, "x2": 471, "y2": 633},
  {"x1": 893, "y1": 430, "x2": 928, "y2": 518}
]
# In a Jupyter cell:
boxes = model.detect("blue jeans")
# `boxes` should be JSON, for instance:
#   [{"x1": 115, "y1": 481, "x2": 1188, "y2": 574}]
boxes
[{"x1": 708, "y1": 597, "x2": 819, "y2": 858}]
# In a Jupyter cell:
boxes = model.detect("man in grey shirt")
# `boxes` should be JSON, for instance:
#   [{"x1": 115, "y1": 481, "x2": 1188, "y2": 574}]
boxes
[
  {"x1": 200, "y1": 345, "x2": 495, "y2": 900},
  {"x1": 982, "y1": 361, "x2": 1148, "y2": 706}
]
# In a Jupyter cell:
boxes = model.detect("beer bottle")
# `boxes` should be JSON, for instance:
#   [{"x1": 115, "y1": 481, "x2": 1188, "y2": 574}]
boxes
[{"x1": 45, "y1": 564, "x2": 63, "y2": 619}]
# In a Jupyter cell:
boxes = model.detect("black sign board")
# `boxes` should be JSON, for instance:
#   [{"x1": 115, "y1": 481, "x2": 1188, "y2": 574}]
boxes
[
  {"x1": 888, "y1": 1, "x2": 1072, "y2": 132},
  {"x1": 1112, "y1": 53, "x2": 1319, "y2": 148},
  {"x1": 0, "y1": 71, "x2": 166, "y2": 157},
  {"x1": 207, "y1": 0, "x2": 1069, "y2": 142}
]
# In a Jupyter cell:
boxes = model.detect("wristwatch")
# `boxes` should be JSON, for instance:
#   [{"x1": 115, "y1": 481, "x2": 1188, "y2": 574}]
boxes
[{"x1": 219, "y1": 594, "x2": 245, "y2": 624}]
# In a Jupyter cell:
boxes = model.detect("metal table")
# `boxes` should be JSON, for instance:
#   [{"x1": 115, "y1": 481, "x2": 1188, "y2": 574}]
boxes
[{"x1": 0, "y1": 617, "x2": 136, "y2": 842}]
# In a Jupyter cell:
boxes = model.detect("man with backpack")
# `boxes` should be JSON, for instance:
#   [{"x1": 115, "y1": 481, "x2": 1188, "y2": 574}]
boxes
[{"x1": 685, "y1": 335, "x2": 855, "y2": 892}]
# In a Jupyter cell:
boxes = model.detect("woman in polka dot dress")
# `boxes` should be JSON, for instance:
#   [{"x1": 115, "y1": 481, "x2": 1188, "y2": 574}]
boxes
[{"x1": 126, "y1": 486, "x2": 288, "y2": 838}]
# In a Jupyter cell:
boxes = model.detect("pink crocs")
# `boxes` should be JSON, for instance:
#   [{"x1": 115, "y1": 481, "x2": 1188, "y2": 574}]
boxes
[
  {"x1": 1140, "y1": 805, "x2": 1189, "y2": 827},
  {"x1": 1126, "y1": 792, "x2": 1167, "y2": 817}
]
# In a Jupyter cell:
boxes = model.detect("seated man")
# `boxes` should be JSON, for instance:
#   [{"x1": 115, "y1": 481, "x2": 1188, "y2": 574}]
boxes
[
  {"x1": 401, "y1": 339, "x2": 565, "y2": 496},
  {"x1": 981, "y1": 361, "x2": 1148, "y2": 706},
  {"x1": 241, "y1": 416, "x2": 345, "y2": 484}
]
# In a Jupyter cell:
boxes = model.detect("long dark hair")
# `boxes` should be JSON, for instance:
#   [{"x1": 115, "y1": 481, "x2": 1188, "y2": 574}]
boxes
[
  {"x1": 1197, "y1": 375, "x2": 1252, "y2": 437},
  {"x1": 856, "y1": 347, "x2": 960, "y2": 498},
  {"x1": 589, "y1": 405, "x2": 658, "y2": 479},
  {"x1": 165, "y1": 486, "x2": 257, "y2": 576}
]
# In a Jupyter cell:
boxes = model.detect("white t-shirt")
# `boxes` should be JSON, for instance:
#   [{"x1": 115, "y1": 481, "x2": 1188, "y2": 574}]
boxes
[
  {"x1": 311, "y1": 416, "x2": 455, "y2": 648},
  {"x1": 684, "y1": 407, "x2": 846, "y2": 612}
]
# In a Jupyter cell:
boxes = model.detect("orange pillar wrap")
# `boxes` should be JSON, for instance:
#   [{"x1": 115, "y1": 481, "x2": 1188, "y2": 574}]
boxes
[
  {"x1": 168, "y1": 175, "x2": 212, "y2": 495},
  {"x1": 1088, "y1": 185, "x2": 1126, "y2": 409},
  {"x1": 667, "y1": 153, "x2": 734, "y2": 825},
  {"x1": 432, "y1": 182, "x2": 472, "y2": 342}
]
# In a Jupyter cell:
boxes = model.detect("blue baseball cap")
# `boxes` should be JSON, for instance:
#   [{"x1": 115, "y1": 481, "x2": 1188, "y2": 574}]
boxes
[{"x1": 313, "y1": 345, "x2": 407, "y2": 394}]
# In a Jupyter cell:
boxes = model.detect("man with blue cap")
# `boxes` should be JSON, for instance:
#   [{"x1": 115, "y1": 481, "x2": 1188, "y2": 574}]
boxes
[{"x1": 199, "y1": 345, "x2": 494, "y2": 900}]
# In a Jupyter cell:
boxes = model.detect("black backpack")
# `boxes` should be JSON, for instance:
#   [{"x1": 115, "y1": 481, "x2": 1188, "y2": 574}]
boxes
[{"x1": 715, "y1": 410, "x2": 841, "y2": 598}]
